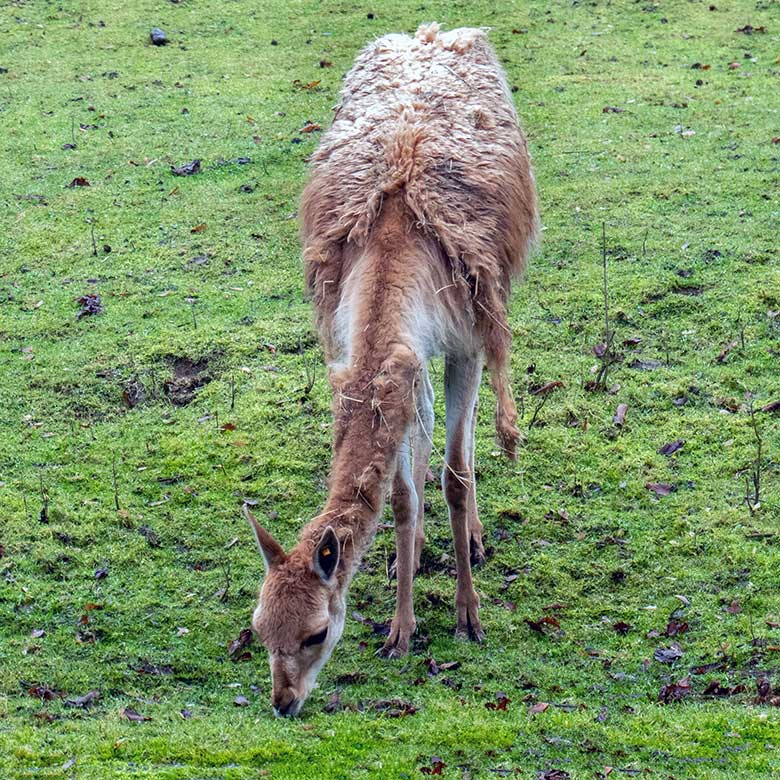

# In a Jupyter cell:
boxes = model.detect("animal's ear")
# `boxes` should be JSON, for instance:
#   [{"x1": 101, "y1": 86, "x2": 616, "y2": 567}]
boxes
[
  {"x1": 242, "y1": 504, "x2": 286, "y2": 573},
  {"x1": 312, "y1": 526, "x2": 340, "y2": 583}
]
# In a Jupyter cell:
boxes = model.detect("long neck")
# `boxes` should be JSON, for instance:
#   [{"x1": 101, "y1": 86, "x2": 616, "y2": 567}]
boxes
[{"x1": 300, "y1": 201, "x2": 423, "y2": 582}]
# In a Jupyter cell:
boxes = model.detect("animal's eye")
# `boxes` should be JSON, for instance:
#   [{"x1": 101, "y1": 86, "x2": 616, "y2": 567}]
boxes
[{"x1": 303, "y1": 628, "x2": 328, "y2": 648}]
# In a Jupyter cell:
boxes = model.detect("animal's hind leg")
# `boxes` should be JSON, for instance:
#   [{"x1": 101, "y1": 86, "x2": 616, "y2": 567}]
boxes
[
  {"x1": 443, "y1": 353, "x2": 485, "y2": 642},
  {"x1": 412, "y1": 367, "x2": 434, "y2": 573},
  {"x1": 380, "y1": 432, "x2": 417, "y2": 658},
  {"x1": 466, "y1": 394, "x2": 485, "y2": 566}
]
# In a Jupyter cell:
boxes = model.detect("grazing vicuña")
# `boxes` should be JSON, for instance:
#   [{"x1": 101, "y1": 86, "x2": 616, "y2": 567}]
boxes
[{"x1": 244, "y1": 22, "x2": 538, "y2": 717}]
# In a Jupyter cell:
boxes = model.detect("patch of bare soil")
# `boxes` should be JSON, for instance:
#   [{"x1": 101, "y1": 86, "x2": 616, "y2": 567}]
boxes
[{"x1": 163, "y1": 357, "x2": 211, "y2": 406}]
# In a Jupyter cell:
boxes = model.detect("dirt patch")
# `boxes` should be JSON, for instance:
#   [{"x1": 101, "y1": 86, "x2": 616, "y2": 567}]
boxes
[{"x1": 163, "y1": 357, "x2": 212, "y2": 406}]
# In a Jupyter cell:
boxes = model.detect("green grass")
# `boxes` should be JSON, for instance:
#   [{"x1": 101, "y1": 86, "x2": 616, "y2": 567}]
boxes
[{"x1": 1, "y1": 0, "x2": 780, "y2": 778}]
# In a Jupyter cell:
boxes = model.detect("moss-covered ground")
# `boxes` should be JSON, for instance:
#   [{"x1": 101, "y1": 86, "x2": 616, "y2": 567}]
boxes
[{"x1": 1, "y1": 1, "x2": 779, "y2": 778}]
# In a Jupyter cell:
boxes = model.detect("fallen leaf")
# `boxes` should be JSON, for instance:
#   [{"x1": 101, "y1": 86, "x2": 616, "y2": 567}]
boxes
[
  {"x1": 725, "y1": 600, "x2": 741, "y2": 614},
  {"x1": 233, "y1": 695, "x2": 250, "y2": 707},
  {"x1": 420, "y1": 757, "x2": 446, "y2": 775},
  {"x1": 122, "y1": 707, "x2": 151, "y2": 721},
  {"x1": 664, "y1": 618, "x2": 689, "y2": 637},
  {"x1": 172, "y1": 160, "x2": 201, "y2": 176},
  {"x1": 485, "y1": 691, "x2": 511, "y2": 710},
  {"x1": 613, "y1": 403, "x2": 628, "y2": 426},
  {"x1": 293, "y1": 79, "x2": 321, "y2": 90},
  {"x1": 715, "y1": 340, "x2": 738, "y2": 363},
  {"x1": 370, "y1": 698, "x2": 418, "y2": 717},
  {"x1": 530, "y1": 701, "x2": 550, "y2": 715},
  {"x1": 65, "y1": 690, "x2": 101, "y2": 708},
  {"x1": 735, "y1": 25, "x2": 766, "y2": 34},
  {"x1": 76, "y1": 293, "x2": 103, "y2": 319},
  {"x1": 190, "y1": 223, "x2": 207, "y2": 233},
  {"x1": 68, "y1": 176, "x2": 90, "y2": 188},
  {"x1": 228, "y1": 628, "x2": 254, "y2": 661},
  {"x1": 132, "y1": 658, "x2": 173, "y2": 675},
  {"x1": 658, "y1": 440, "x2": 684, "y2": 456},
  {"x1": 654, "y1": 643, "x2": 684, "y2": 664},
  {"x1": 646, "y1": 482, "x2": 675, "y2": 497},
  {"x1": 538, "y1": 770, "x2": 570, "y2": 780},
  {"x1": 703, "y1": 680, "x2": 746, "y2": 697},
  {"x1": 531, "y1": 380, "x2": 564, "y2": 396},
  {"x1": 602, "y1": 106, "x2": 625, "y2": 113},
  {"x1": 629, "y1": 358, "x2": 661, "y2": 371},
  {"x1": 28, "y1": 684, "x2": 62, "y2": 701},
  {"x1": 658, "y1": 676, "x2": 692, "y2": 704},
  {"x1": 299, "y1": 122, "x2": 322, "y2": 133},
  {"x1": 761, "y1": 400, "x2": 780, "y2": 413},
  {"x1": 612, "y1": 621, "x2": 633, "y2": 635},
  {"x1": 425, "y1": 658, "x2": 460, "y2": 676},
  {"x1": 525, "y1": 615, "x2": 560, "y2": 634}
]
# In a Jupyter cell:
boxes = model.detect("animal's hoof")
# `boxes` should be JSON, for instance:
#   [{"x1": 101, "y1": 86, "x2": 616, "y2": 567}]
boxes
[
  {"x1": 455, "y1": 621, "x2": 485, "y2": 643},
  {"x1": 377, "y1": 637, "x2": 410, "y2": 659},
  {"x1": 376, "y1": 642, "x2": 409, "y2": 660},
  {"x1": 377, "y1": 619, "x2": 415, "y2": 658},
  {"x1": 469, "y1": 537, "x2": 486, "y2": 567},
  {"x1": 456, "y1": 598, "x2": 484, "y2": 642}
]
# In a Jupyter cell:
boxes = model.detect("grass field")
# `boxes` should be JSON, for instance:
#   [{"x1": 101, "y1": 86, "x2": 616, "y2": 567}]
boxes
[{"x1": 1, "y1": 1, "x2": 780, "y2": 778}]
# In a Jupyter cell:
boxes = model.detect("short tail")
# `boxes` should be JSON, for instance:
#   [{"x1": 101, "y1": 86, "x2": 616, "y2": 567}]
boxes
[{"x1": 475, "y1": 283, "x2": 521, "y2": 460}]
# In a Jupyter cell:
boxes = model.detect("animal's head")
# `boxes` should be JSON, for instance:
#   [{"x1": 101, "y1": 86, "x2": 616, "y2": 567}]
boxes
[{"x1": 242, "y1": 504, "x2": 346, "y2": 717}]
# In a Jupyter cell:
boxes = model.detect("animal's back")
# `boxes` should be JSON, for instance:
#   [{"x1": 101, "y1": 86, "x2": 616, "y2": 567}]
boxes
[
  {"x1": 301, "y1": 23, "x2": 539, "y2": 457},
  {"x1": 302, "y1": 22, "x2": 537, "y2": 277}
]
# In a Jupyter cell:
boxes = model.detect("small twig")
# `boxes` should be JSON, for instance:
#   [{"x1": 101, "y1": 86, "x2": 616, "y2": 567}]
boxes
[
  {"x1": 302, "y1": 355, "x2": 317, "y2": 399},
  {"x1": 218, "y1": 561, "x2": 231, "y2": 603},
  {"x1": 111, "y1": 455, "x2": 120, "y2": 511},
  {"x1": 642, "y1": 228, "x2": 648, "y2": 259},
  {"x1": 38, "y1": 472, "x2": 48, "y2": 523},
  {"x1": 528, "y1": 394, "x2": 549, "y2": 431},
  {"x1": 744, "y1": 396, "x2": 763, "y2": 514},
  {"x1": 190, "y1": 301, "x2": 197, "y2": 330},
  {"x1": 595, "y1": 222, "x2": 617, "y2": 391},
  {"x1": 90, "y1": 220, "x2": 97, "y2": 257},
  {"x1": 22, "y1": 486, "x2": 30, "y2": 521},
  {"x1": 229, "y1": 375, "x2": 236, "y2": 411},
  {"x1": 602, "y1": 222, "x2": 610, "y2": 344}
]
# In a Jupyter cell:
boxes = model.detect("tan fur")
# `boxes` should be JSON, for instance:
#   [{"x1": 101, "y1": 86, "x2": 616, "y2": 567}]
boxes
[{"x1": 247, "y1": 23, "x2": 538, "y2": 716}]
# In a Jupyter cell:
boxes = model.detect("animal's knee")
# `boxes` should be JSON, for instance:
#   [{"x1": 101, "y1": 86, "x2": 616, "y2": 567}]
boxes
[
  {"x1": 443, "y1": 464, "x2": 470, "y2": 511},
  {"x1": 392, "y1": 476, "x2": 418, "y2": 525}
]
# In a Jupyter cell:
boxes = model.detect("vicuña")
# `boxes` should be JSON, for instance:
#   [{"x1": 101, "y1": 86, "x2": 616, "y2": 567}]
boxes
[{"x1": 243, "y1": 22, "x2": 538, "y2": 716}]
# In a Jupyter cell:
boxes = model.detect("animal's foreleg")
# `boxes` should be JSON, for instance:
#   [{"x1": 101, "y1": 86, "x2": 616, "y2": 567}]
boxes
[{"x1": 380, "y1": 433, "x2": 417, "y2": 658}]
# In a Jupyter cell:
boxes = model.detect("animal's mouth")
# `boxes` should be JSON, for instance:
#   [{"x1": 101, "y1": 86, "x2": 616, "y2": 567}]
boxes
[{"x1": 273, "y1": 698, "x2": 303, "y2": 718}]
